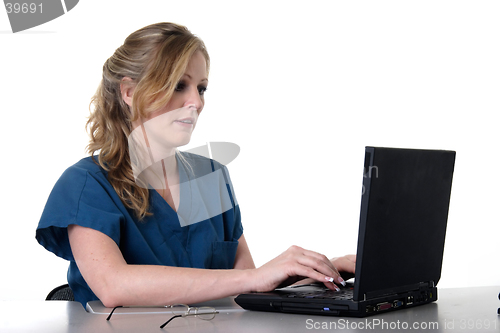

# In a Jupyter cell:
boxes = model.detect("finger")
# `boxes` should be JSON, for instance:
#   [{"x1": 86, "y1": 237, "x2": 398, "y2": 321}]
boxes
[
  {"x1": 292, "y1": 264, "x2": 341, "y2": 291},
  {"x1": 294, "y1": 253, "x2": 345, "y2": 287},
  {"x1": 303, "y1": 252, "x2": 347, "y2": 286},
  {"x1": 290, "y1": 246, "x2": 339, "y2": 275},
  {"x1": 300, "y1": 248, "x2": 338, "y2": 270},
  {"x1": 287, "y1": 246, "x2": 347, "y2": 287},
  {"x1": 323, "y1": 280, "x2": 341, "y2": 291}
]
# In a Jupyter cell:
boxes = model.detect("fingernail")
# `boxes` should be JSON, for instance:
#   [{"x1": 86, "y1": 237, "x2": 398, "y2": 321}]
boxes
[
  {"x1": 338, "y1": 277, "x2": 346, "y2": 287},
  {"x1": 334, "y1": 285, "x2": 340, "y2": 291},
  {"x1": 325, "y1": 276, "x2": 334, "y2": 283}
]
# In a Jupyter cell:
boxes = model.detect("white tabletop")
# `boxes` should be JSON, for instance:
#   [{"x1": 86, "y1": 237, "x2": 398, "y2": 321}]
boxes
[{"x1": 1, "y1": 286, "x2": 499, "y2": 332}]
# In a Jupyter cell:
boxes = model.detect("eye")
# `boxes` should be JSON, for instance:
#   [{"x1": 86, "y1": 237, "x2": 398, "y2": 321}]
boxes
[
  {"x1": 175, "y1": 81, "x2": 186, "y2": 92},
  {"x1": 198, "y1": 85, "x2": 208, "y2": 96}
]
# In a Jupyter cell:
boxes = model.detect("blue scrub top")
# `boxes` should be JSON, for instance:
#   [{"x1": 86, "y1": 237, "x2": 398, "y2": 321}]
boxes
[{"x1": 36, "y1": 152, "x2": 243, "y2": 307}]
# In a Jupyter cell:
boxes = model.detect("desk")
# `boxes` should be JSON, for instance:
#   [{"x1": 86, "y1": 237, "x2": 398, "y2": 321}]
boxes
[{"x1": 1, "y1": 286, "x2": 498, "y2": 332}]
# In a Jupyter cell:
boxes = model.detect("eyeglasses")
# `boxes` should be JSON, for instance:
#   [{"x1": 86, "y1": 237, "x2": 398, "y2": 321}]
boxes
[
  {"x1": 160, "y1": 304, "x2": 218, "y2": 328},
  {"x1": 106, "y1": 304, "x2": 218, "y2": 328}
]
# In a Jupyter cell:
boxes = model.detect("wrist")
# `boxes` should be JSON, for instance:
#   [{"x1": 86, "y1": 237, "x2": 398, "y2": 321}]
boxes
[{"x1": 236, "y1": 267, "x2": 257, "y2": 293}]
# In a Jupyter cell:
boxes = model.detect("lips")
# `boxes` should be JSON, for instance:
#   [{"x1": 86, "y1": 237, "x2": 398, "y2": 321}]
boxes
[{"x1": 175, "y1": 117, "x2": 195, "y2": 126}]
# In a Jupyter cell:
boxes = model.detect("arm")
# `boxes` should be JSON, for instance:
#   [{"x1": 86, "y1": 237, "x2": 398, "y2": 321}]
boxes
[
  {"x1": 68, "y1": 225, "x2": 254, "y2": 307},
  {"x1": 68, "y1": 225, "x2": 349, "y2": 307}
]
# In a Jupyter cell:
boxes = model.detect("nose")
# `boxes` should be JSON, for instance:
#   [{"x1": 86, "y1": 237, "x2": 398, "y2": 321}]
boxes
[{"x1": 183, "y1": 87, "x2": 203, "y2": 112}]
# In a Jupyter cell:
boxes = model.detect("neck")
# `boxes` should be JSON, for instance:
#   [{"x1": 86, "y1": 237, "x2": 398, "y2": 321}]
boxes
[
  {"x1": 160, "y1": 150, "x2": 178, "y2": 177},
  {"x1": 136, "y1": 150, "x2": 180, "y2": 190}
]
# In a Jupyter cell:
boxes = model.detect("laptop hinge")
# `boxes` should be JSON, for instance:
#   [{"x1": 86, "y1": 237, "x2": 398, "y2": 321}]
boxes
[{"x1": 364, "y1": 281, "x2": 435, "y2": 300}]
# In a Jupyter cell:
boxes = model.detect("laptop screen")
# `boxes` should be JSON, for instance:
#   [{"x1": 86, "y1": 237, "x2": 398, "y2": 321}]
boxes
[{"x1": 353, "y1": 147, "x2": 455, "y2": 301}]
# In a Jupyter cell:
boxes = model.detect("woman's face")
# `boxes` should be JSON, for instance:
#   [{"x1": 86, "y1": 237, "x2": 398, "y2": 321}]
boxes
[{"x1": 127, "y1": 50, "x2": 208, "y2": 150}]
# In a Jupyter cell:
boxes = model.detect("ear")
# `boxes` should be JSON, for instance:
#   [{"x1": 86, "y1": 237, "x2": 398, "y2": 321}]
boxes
[{"x1": 120, "y1": 77, "x2": 135, "y2": 107}]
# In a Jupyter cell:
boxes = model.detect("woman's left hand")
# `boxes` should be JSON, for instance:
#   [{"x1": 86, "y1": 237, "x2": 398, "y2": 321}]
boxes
[{"x1": 330, "y1": 254, "x2": 356, "y2": 281}]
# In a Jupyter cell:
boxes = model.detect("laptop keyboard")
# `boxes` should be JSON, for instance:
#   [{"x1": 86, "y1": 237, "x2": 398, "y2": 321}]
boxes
[{"x1": 285, "y1": 286, "x2": 354, "y2": 300}]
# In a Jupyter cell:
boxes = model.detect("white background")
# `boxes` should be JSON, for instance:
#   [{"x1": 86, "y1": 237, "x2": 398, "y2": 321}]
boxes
[{"x1": 1, "y1": 1, "x2": 499, "y2": 301}]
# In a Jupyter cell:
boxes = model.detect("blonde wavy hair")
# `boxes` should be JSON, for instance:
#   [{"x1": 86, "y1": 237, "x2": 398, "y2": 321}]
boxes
[{"x1": 86, "y1": 22, "x2": 210, "y2": 220}]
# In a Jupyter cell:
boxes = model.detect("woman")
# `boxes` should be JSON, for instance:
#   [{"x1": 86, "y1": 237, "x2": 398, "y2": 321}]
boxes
[{"x1": 36, "y1": 22, "x2": 355, "y2": 308}]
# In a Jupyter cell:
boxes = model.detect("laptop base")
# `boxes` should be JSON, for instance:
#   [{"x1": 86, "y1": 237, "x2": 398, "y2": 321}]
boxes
[{"x1": 235, "y1": 283, "x2": 438, "y2": 317}]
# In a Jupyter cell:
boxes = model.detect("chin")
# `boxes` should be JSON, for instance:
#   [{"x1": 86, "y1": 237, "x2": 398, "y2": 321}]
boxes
[{"x1": 173, "y1": 136, "x2": 192, "y2": 148}]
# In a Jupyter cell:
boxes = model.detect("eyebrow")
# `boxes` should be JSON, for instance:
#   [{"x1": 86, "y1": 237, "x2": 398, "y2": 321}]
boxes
[{"x1": 183, "y1": 73, "x2": 208, "y2": 83}]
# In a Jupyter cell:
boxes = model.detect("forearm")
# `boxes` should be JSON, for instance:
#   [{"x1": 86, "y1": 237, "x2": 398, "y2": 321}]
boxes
[
  {"x1": 69, "y1": 225, "x2": 255, "y2": 308},
  {"x1": 100, "y1": 265, "x2": 254, "y2": 308}
]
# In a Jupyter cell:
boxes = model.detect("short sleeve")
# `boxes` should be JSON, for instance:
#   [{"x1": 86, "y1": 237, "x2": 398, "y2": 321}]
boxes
[{"x1": 36, "y1": 163, "x2": 124, "y2": 262}]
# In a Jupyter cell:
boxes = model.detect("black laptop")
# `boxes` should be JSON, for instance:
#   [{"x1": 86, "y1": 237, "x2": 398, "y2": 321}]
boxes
[{"x1": 235, "y1": 146, "x2": 456, "y2": 317}]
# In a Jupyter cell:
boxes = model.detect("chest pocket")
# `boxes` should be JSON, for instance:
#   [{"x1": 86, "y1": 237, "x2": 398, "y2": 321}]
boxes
[{"x1": 211, "y1": 240, "x2": 239, "y2": 269}]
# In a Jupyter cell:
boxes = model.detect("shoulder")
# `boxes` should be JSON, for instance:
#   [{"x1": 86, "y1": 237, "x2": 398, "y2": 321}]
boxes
[
  {"x1": 69, "y1": 155, "x2": 107, "y2": 174},
  {"x1": 60, "y1": 156, "x2": 107, "y2": 181},
  {"x1": 52, "y1": 156, "x2": 113, "y2": 198},
  {"x1": 40, "y1": 155, "x2": 126, "y2": 227}
]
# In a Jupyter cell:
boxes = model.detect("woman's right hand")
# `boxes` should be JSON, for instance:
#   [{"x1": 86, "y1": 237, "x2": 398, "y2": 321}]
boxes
[{"x1": 250, "y1": 245, "x2": 346, "y2": 292}]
